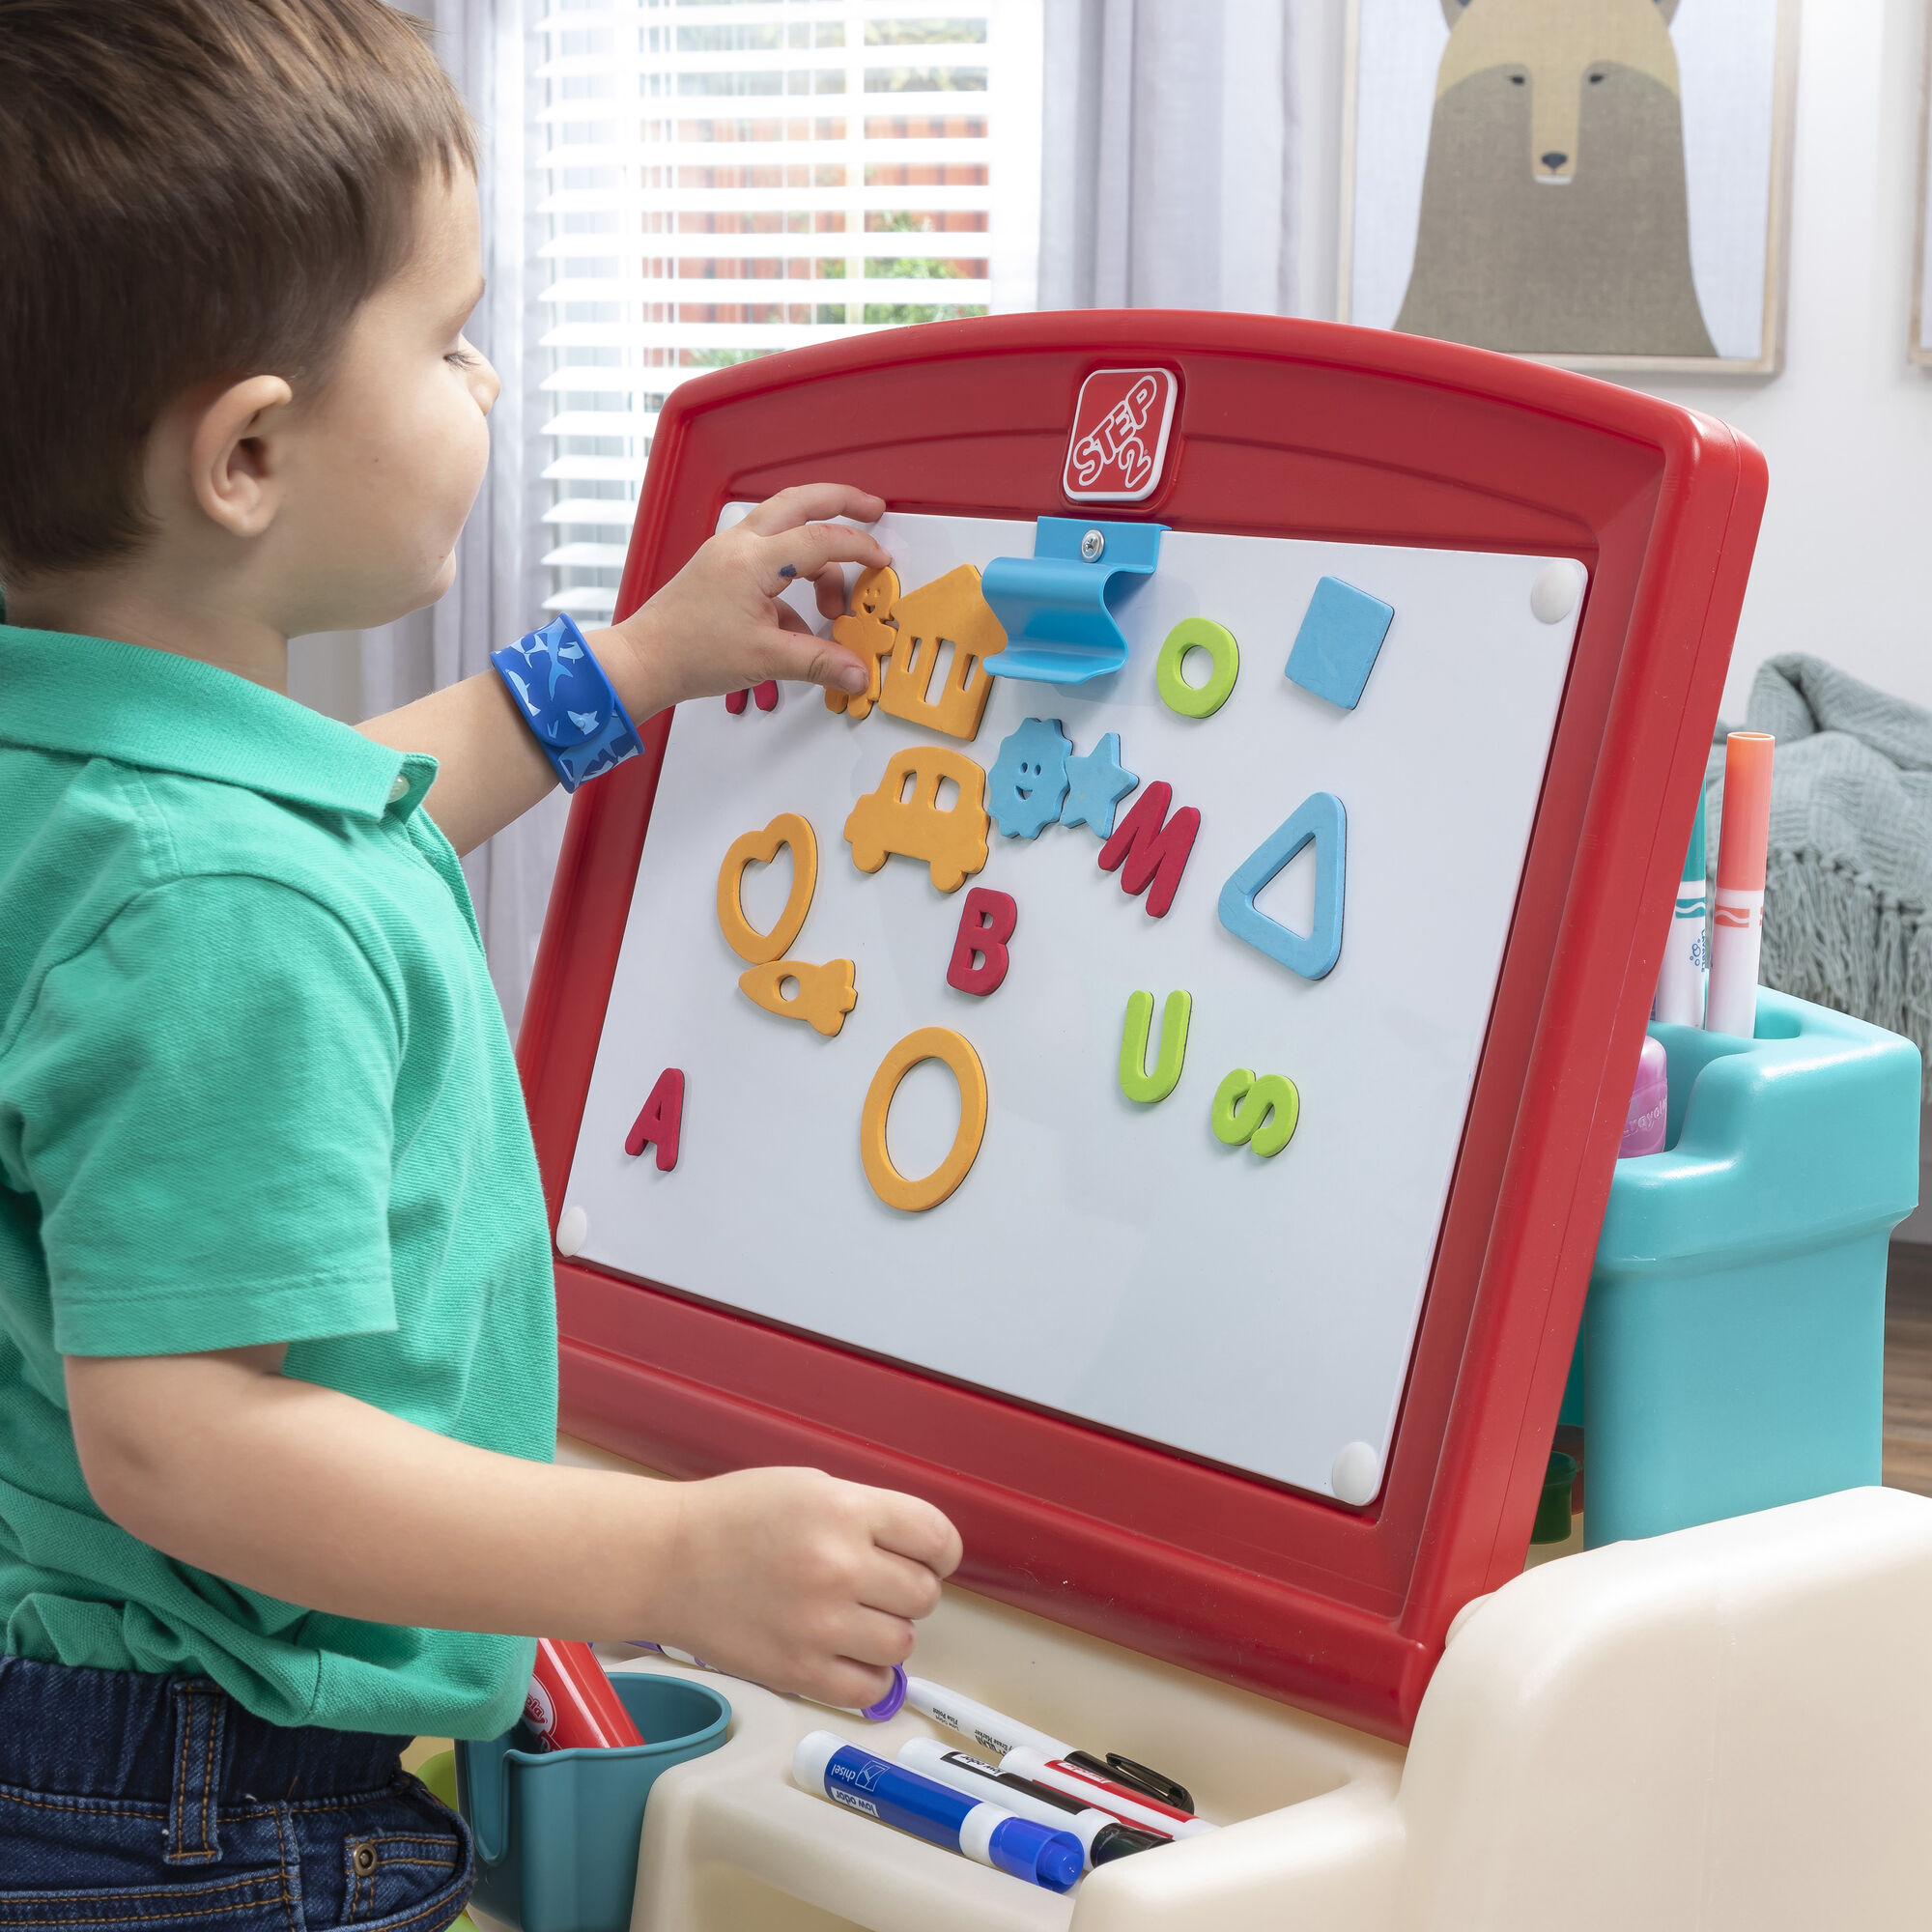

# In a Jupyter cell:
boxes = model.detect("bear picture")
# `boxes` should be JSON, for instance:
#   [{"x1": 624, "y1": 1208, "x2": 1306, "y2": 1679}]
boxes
[{"x1": 1344, "y1": 0, "x2": 1795, "y2": 371}]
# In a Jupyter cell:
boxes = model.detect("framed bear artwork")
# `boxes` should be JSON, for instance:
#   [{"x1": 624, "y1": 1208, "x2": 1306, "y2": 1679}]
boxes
[{"x1": 1340, "y1": 0, "x2": 1800, "y2": 375}]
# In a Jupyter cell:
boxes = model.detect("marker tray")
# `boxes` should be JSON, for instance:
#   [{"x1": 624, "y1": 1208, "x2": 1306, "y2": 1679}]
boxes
[
  {"x1": 455, "y1": 1670, "x2": 730, "y2": 1932},
  {"x1": 1568, "y1": 987, "x2": 1919, "y2": 1547}
]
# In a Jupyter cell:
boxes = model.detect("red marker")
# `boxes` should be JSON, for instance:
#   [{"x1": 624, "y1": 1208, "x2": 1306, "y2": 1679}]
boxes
[
  {"x1": 998, "y1": 1747, "x2": 1216, "y2": 1839},
  {"x1": 525, "y1": 1638, "x2": 644, "y2": 1749},
  {"x1": 1705, "y1": 731, "x2": 1774, "y2": 1038}
]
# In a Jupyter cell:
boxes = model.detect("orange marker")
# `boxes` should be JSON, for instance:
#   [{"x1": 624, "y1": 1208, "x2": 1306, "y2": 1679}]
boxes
[
  {"x1": 1704, "y1": 732, "x2": 1774, "y2": 1038},
  {"x1": 524, "y1": 1638, "x2": 644, "y2": 1749}
]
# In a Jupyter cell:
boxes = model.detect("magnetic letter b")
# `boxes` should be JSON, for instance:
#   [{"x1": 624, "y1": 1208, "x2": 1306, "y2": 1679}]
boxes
[{"x1": 946, "y1": 888, "x2": 1017, "y2": 997}]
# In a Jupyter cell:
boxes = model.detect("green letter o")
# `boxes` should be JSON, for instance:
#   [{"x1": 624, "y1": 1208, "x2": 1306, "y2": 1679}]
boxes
[{"x1": 1156, "y1": 618, "x2": 1240, "y2": 719}]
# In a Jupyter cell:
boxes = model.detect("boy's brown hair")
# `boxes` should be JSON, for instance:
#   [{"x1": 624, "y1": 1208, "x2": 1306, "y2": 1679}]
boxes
[{"x1": 0, "y1": 0, "x2": 475, "y2": 586}]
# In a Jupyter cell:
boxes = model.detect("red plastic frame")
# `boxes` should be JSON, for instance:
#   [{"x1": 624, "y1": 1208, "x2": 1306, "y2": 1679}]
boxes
[{"x1": 517, "y1": 313, "x2": 1764, "y2": 1744}]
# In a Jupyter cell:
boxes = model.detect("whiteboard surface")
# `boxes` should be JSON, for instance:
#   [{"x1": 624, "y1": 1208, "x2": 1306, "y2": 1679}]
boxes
[{"x1": 563, "y1": 511, "x2": 1578, "y2": 1497}]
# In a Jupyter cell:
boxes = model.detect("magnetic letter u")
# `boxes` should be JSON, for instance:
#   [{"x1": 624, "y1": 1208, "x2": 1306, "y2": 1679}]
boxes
[{"x1": 1119, "y1": 990, "x2": 1192, "y2": 1104}]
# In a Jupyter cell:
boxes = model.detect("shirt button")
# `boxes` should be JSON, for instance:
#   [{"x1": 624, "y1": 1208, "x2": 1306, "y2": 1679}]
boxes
[{"x1": 387, "y1": 774, "x2": 411, "y2": 805}]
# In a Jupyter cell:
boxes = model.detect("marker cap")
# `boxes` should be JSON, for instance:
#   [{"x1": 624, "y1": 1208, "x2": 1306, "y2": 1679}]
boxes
[
  {"x1": 862, "y1": 1664, "x2": 908, "y2": 1721},
  {"x1": 1684, "y1": 784, "x2": 1707, "y2": 884},
  {"x1": 986, "y1": 1816, "x2": 1084, "y2": 1891},
  {"x1": 1620, "y1": 1035, "x2": 1668, "y2": 1158},
  {"x1": 1093, "y1": 1820, "x2": 1170, "y2": 1862},
  {"x1": 1716, "y1": 732, "x2": 1774, "y2": 893},
  {"x1": 1067, "y1": 1747, "x2": 1193, "y2": 1815}
]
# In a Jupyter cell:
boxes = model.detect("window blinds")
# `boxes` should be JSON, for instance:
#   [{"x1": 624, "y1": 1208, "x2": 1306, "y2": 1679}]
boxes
[{"x1": 533, "y1": 1, "x2": 1043, "y2": 621}]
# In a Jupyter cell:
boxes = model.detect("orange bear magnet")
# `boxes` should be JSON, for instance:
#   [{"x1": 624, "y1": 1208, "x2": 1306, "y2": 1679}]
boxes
[
  {"x1": 826, "y1": 566, "x2": 900, "y2": 719},
  {"x1": 737, "y1": 959, "x2": 858, "y2": 1037}
]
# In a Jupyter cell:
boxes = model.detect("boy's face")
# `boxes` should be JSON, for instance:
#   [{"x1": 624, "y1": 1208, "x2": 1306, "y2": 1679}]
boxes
[{"x1": 276, "y1": 168, "x2": 499, "y2": 632}]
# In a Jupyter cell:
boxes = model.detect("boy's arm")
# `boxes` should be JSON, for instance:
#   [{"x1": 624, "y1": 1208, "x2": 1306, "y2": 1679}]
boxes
[
  {"x1": 66, "y1": 1344, "x2": 959, "y2": 1711},
  {"x1": 358, "y1": 484, "x2": 890, "y2": 857}
]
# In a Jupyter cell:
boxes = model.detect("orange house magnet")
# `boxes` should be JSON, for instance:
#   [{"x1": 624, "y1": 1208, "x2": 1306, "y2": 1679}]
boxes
[{"x1": 879, "y1": 565, "x2": 1007, "y2": 743}]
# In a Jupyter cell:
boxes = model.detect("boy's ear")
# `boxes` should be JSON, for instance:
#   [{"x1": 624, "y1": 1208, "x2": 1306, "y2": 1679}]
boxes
[{"x1": 186, "y1": 375, "x2": 296, "y2": 540}]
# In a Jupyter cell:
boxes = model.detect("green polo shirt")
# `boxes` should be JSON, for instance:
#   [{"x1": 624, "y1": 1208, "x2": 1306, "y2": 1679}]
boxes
[{"x1": 0, "y1": 626, "x2": 554, "y2": 1740}]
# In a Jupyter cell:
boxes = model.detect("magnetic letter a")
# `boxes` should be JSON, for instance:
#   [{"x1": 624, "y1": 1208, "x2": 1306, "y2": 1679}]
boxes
[
  {"x1": 1218, "y1": 792, "x2": 1347, "y2": 980},
  {"x1": 625, "y1": 1067, "x2": 685, "y2": 1172},
  {"x1": 947, "y1": 888, "x2": 1017, "y2": 997},
  {"x1": 1096, "y1": 781, "x2": 1200, "y2": 919}
]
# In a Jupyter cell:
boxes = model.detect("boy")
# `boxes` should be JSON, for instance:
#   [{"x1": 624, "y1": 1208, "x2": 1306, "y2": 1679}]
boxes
[{"x1": 0, "y1": 1, "x2": 959, "y2": 1918}]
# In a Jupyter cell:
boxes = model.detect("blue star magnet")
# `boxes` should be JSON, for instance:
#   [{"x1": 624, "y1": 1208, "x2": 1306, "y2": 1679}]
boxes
[{"x1": 1059, "y1": 730, "x2": 1140, "y2": 838}]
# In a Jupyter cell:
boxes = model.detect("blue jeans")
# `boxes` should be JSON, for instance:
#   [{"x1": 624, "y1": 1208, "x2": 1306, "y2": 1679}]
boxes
[{"x1": 0, "y1": 1655, "x2": 474, "y2": 1928}]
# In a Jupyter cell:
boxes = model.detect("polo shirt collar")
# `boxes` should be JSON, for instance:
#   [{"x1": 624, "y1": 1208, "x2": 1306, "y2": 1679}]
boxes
[{"x1": 0, "y1": 625, "x2": 435, "y2": 821}]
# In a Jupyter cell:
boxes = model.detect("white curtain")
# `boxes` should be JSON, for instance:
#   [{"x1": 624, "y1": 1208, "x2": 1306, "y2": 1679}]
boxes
[
  {"x1": 342, "y1": 0, "x2": 564, "y2": 1034},
  {"x1": 1039, "y1": 0, "x2": 1300, "y2": 315}
]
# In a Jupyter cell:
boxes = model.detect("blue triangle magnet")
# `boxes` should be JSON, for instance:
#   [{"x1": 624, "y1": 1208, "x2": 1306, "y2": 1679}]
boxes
[{"x1": 1218, "y1": 792, "x2": 1347, "y2": 980}]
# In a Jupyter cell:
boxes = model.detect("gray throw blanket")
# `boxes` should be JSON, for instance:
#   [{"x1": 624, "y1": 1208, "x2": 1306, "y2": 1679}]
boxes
[{"x1": 1703, "y1": 654, "x2": 1932, "y2": 1092}]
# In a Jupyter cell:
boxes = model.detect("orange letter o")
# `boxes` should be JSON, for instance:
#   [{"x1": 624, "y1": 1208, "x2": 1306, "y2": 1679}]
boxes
[{"x1": 860, "y1": 1027, "x2": 988, "y2": 1212}]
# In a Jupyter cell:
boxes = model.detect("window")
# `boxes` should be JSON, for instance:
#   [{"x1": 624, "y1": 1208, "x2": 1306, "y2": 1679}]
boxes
[{"x1": 532, "y1": 0, "x2": 1044, "y2": 622}]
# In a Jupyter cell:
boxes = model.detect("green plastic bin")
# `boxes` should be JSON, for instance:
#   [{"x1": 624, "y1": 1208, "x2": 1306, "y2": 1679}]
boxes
[
  {"x1": 454, "y1": 1671, "x2": 730, "y2": 1932},
  {"x1": 1574, "y1": 987, "x2": 1918, "y2": 1548}
]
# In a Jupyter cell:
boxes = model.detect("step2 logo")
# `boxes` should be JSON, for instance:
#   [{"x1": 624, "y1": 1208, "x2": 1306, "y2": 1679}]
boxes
[{"x1": 1063, "y1": 367, "x2": 1179, "y2": 503}]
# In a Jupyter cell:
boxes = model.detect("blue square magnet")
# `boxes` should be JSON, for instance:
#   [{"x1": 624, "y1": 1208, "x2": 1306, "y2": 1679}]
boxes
[{"x1": 1285, "y1": 577, "x2": 1395, "y2": 711}]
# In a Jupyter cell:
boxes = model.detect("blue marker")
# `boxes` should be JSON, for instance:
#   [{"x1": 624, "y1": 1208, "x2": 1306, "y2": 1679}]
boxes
[{"x1": 793, "y1": 1731, "x2": 1084, "y2": 1891}]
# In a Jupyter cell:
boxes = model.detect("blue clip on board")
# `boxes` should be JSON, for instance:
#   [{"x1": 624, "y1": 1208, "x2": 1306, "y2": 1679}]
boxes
[{"x1": 981, "y1": 517, "x2": 1164, "y2": 683}]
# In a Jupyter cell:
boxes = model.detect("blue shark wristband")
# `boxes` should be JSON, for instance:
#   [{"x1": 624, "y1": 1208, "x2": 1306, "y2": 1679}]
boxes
[{"x1": 490, "y1": 613, "x2": 644, "y2": 793}]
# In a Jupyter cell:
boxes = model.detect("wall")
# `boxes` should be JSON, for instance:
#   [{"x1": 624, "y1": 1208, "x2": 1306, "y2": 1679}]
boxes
[{"x1": 1294, "y1": 0, "x2": 1932, "y2": 725}]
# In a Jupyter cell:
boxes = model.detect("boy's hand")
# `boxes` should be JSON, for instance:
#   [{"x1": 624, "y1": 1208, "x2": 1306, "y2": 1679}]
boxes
[
  {"x1": 599, "y1": 483, "x2": 890, "y2": 714},
  {"x1": 657, "y1": 1465, "x2": 962, "y2": 1711},
  {"x1": 359, "y1": 482, "x2": 890, "y2": 856},
  {"x1": 67, "y1": 1350, "x2": 962, "y2": 1692}
]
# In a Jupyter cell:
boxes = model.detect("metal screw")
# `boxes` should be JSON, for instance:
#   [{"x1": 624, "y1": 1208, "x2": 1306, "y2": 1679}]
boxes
[{"x1": 1080, "y1": 528, "x2": 1105, "y2": 561}]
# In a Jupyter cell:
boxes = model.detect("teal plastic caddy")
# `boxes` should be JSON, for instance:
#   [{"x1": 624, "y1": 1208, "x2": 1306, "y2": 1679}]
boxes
[
  {"x1": 1567, "y1": 986, "x2": 1919, "y2": 1548},
  {"x1": 455, "y1": 1672, "x2": 730, "y2": 1932}
]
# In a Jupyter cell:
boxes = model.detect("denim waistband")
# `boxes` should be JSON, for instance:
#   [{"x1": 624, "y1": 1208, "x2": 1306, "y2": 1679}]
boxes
[{"x1": 0, "y1": 1654, "x2": 409, "y2": 1805}]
